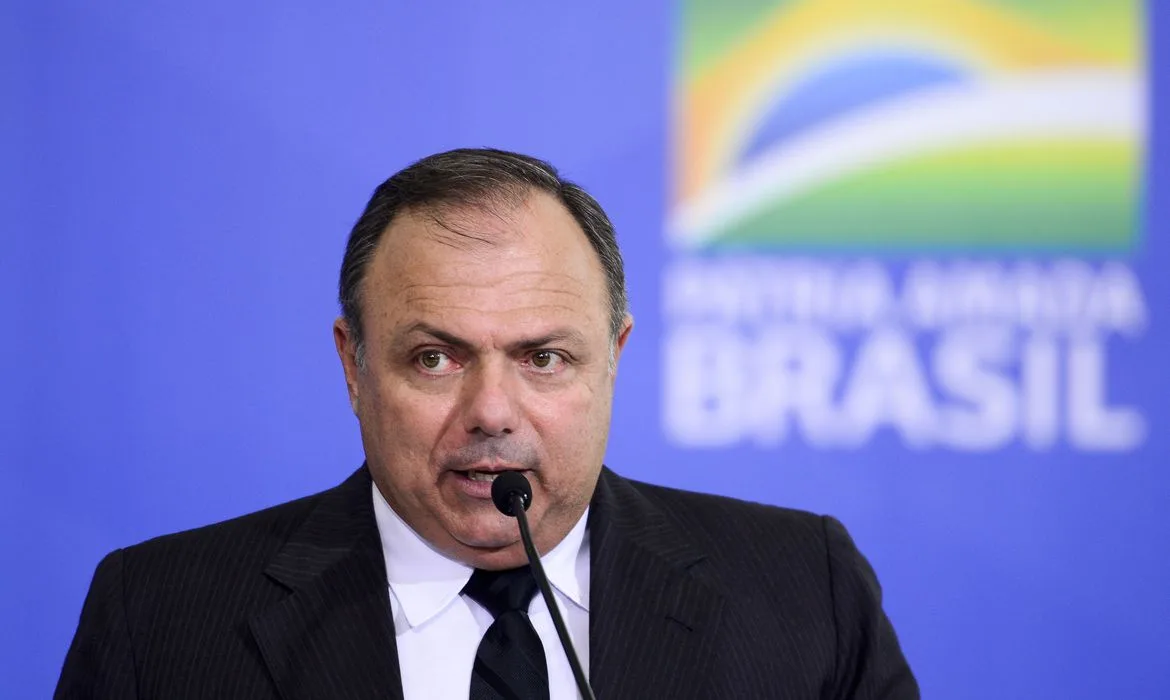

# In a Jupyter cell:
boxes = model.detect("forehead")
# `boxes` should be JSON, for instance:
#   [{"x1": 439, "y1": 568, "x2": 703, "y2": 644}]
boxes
[{"x1": 362, "y1": 191, "x2": 610, "y2": 339}]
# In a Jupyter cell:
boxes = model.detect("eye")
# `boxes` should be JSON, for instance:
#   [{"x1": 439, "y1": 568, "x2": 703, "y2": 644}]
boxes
[
  {"x1": 416, "y1": 350, "x2": 457, "y2": 375},
  {"x1": 528, "y1": 350, "x2": 565, "y2": 372}
]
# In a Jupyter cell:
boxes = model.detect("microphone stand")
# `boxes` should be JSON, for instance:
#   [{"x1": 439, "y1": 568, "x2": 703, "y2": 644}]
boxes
[
  {"x1": 510, "y1": 493, "x2": 597, "y2": 700},
  {"x1": 493, "y1": 470, "x2": 597, "y2": 700}
]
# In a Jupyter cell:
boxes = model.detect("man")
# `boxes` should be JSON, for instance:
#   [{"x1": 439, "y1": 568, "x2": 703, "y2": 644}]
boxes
[{"x1": 56, "y1": 149, "x2": 919, "y2": 699}]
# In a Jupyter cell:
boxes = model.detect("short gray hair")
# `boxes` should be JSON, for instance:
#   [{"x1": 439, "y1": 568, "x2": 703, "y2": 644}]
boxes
[{"x1": 338, "y1": 148, "x2": 629, "y2": 366}]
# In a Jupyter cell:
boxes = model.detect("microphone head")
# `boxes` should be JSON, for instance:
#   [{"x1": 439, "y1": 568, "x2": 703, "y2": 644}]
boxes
[{"x1": 490, "y1": 471, "x2": 532, "y2": 516}]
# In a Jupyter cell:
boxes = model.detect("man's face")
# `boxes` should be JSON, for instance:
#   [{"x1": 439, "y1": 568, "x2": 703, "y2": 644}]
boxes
[{"x1": 334, "y1": 191, "x2": 632, "y2": 569}]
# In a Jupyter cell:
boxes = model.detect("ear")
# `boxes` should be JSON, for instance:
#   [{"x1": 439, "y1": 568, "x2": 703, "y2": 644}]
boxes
[
  {"x1": 333, "y1": 317, "x2": 362, "y2": 414},
  {"x1": 610, "y1": 314, "x2": 634, "y2": 375}
]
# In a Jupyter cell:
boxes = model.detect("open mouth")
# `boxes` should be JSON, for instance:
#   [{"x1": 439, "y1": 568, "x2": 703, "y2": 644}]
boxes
[{"x1": 456, "y1": 466, "x2": 529, "y2": 484}]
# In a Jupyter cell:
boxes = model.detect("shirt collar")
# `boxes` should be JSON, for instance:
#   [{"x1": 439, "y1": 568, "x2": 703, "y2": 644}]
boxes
[{"x1": 371, "y1": 481, "x2": 590, "y2": 631}]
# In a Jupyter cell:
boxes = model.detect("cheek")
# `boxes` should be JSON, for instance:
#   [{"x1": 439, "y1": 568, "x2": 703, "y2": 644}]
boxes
[
  {"x1": 364, "y1": 377, "x2": 454, "y2": 469},
  {"x1": 528, "y1": 382, "x2": 612, "y2": 473}
]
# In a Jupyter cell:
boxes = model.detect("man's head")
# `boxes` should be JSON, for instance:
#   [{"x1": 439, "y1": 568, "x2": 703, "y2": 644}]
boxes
[{"x1": 333, "y1": 149, "x2": 633, "y2": 569}]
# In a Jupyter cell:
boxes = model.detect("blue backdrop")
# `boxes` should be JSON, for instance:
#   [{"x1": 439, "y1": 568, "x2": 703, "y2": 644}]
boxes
[{"x1": 3, "y1": 2, "x2": 1167, "y2": 698}]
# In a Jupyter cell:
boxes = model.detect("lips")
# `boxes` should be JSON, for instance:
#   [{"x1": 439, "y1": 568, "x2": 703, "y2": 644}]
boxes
[
  {"x1": 449, "y1": 465, "x2": 529, "y2": 499},
  {"x1": 440, "y1": 445, "x2": 537, "y2": 501},
  {"x1": 452, "y1": 464, "x2": 529, "y2": 482}
]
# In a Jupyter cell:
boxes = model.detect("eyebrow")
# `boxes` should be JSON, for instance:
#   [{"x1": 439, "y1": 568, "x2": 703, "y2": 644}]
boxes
[{"x1": 399, "y1": 322, "x2": 589, "y2": 354}]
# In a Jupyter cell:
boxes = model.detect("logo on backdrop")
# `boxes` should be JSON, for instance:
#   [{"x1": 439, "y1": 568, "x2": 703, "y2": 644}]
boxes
[{"x1": 664, "y1": 0, "x2": 1148, "y2": 451}]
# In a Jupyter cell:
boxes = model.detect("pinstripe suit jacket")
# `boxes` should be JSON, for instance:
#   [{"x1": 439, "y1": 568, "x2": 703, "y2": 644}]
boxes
[{"x1": 56, "y1": 466, "x2": 919, "y2": 699}]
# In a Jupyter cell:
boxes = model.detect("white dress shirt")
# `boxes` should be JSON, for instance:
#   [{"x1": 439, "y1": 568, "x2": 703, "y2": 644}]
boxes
[{"x1": 372, "y1": 483, "x2": 590, "y2": 700}]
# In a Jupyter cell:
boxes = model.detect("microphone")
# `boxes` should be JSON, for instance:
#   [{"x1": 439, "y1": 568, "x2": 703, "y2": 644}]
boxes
[{"x1": 491, "y1": 471, "x2": 597, "y2": 700}]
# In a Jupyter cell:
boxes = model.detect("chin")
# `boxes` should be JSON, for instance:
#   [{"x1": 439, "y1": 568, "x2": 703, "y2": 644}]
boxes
[
  {"x1": 452, "y1": 519, "x2": 519, "y2": 551},
  {"x1": 463, "y1": 543, "x2": 530, "y2": 571}
]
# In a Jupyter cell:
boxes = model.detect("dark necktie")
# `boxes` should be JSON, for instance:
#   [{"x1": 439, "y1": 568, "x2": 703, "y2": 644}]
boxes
[{"x1": 463, "y1": 566, "x2": 551, "y2": 700}]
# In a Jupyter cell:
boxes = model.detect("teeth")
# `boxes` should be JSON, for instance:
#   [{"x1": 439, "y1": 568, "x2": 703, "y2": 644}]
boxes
[{"x1": 466, "y1": 471, "x2": 500, "y2": 482}]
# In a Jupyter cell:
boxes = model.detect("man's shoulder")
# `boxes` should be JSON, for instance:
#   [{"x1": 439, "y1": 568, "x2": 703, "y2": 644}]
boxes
[
  {"x1": 609, "y1": 471, "x2": 830, "y2": 553},
  {"x1": 113, "y1": 478, "x2": 339, "y2": 582},
  {"x1": 605, "y1": 471, "x2": 865, "y2": 616}
]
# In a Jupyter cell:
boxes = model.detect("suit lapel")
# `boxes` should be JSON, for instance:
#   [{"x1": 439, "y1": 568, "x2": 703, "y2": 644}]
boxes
[
  {"x1": 589, "y1": 469, "x2": 725, "y2": 700},
  {"x1": 249, "y1": 466, "x2": 403, "y2": 700}
]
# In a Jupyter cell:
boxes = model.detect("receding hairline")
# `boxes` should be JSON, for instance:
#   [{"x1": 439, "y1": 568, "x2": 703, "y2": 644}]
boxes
[
  {"x1": 338, "y1": 148, "x2": 630, "y2": 368},
  {"x1": 371, "y1": 187, "x2": 608, "y2": 271},
  {"x1": 351, "y1": 193, "x2": 619, "y2": 368}
]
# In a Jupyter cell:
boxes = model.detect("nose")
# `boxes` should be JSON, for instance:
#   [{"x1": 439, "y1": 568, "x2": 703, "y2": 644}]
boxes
[{"x1": 461, "y1": 359, "x2": 519, "y2": 437}]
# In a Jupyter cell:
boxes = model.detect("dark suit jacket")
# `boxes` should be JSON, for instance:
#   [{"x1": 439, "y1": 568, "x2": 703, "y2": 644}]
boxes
[{"x1": 56, "y1": 466, "x2": 918, "y2": 699}]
